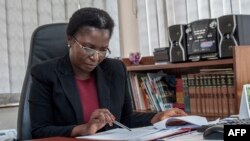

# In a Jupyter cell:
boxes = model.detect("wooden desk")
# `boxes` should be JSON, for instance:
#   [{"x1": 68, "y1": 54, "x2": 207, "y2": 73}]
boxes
[
  {"x1": 31, "y1": 137, "x2": 77, "y2": 141},
  {"x1": 30, "y1": 128, "x2": 193, "y2": 141},
  {"x1": 30, "y1": 137, "x2": 107, "y2": 141}
]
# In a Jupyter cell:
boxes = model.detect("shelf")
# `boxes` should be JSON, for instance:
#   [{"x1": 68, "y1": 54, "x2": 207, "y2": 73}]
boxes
[
  {"x1": 123, "y1": 46, "x2": 250, "y2": 119},
  {"x1": 126, "y1": 58, "x2": 234, "y2": 72}
]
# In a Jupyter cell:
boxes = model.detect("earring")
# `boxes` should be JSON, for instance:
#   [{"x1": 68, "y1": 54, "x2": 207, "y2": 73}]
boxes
[{"x1": 67, "y1": 44, "x2": 71, "y2": 48}]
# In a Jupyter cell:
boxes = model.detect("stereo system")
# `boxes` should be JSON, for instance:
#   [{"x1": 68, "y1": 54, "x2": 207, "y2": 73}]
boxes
[
  {"x1": 186, "y1": 19, "x2": 218, "y2": 61},
  {"x1": 167, "y1": 14, "x2": 250, "y2": 63}
]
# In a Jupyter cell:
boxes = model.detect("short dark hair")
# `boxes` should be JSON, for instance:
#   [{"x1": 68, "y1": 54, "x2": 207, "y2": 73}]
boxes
[{"x1": 67, "y1": 7, "x2": 115, "y2": 38}]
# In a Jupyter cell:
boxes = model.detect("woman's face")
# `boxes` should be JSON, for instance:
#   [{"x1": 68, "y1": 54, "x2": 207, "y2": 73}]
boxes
[{"x1": 68, "y1": 26, "x2": 111, "y2": 74}]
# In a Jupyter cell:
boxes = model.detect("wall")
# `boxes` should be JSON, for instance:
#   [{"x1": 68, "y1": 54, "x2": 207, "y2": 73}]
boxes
[{"x1": 118, "y1": 0, "x2": 140, "y2": 58}]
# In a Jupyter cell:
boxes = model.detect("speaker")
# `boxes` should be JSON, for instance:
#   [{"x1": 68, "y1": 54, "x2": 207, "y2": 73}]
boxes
[
  {"x1": 217, "y1": 14, "x2": 250, "y2": 58},
  {"x1": 169, "y1": 24, "x2": 187, "y2": 63}
]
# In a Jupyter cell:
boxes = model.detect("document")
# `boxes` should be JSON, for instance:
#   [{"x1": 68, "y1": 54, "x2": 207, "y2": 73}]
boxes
[
  {"x1": 0, "y1": 129, "x2": 17, "y2": 141},
  {"x1": 77, "y1": 116, "x2": 208, "y2": 140},
  {"x1": 153, "y1": 115, "x2": 208, "y2": 130},
  {"x1": 77, "y1": 126, "x2": 161, "y2": 140}
]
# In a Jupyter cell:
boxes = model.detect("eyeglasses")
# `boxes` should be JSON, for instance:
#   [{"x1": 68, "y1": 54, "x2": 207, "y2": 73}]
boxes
[{"x1": 73, "y1": 38, "x2": 111, "y2": 58}]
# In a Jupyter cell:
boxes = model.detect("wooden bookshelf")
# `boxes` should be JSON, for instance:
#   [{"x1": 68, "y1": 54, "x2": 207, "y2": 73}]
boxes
[
  {"x1": 234, "y1": 46, "x2": 250, "y2": 110},
  {"x1": 123, "y1": 57, "x2": 233, "y2": 76},
  {"x1": 123, "y1": 46, "x2": 250, "y2": 119},
  {"x1": 126, "y1": 58, "x2": 233, "y2": 72}
]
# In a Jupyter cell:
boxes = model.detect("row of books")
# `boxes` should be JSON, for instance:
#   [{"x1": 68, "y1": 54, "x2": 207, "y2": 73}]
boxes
[
  {"x1": 183, "y1": 69, "x2": 236, "y2": 119},
  {"x1": 127, "y1": 68, "x2": 236, "y2": 119},
  {"x1": 127, "y1": 71, "x2": 177, "y2": 112}
]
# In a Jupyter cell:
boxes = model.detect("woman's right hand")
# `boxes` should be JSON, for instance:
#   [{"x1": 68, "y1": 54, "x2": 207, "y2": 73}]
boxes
[{"x1": 71, "y1": 108, "x2": 115, "y2": 137}]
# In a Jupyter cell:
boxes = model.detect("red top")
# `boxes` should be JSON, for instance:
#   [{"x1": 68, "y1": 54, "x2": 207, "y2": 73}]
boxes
[{"x1": 76, "y1": 76, "x2": 99, "y2": 123}]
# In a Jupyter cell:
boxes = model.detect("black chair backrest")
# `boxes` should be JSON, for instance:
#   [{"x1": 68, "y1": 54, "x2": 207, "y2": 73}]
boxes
[{"x1": 17, "y1": 23, "x2": 68, "y2": 140}]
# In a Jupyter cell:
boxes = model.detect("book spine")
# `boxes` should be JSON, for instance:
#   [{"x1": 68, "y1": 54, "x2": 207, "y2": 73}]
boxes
[
  {"x1": 127, "y1": 72, "x2": 136, "y2": 110},
  {"x1": 182, "y1": 75, "x2": 191, "y2": 113},
  {"x1": 206, "y1": 74, "x2": 213, "y2": 116},
  {"x1": 216, "y1": 74, "x2": 223, "y2": 118},
  {"x1": 227, "y1": 74, "x2": 236, "y2": 115},
  {"x1": 135, "y1": 74, "x2": 146, "y2": 110},
  {"x1": 199, "y1": 74, "x2": 206, "y2": 115},
  {"x1": 188, "y1": 74, "x2": 196, "y2": 114},
  {"x1": 139, "y1": 77, "x2": 150, "y2": 110},
  {"x1": 211, "y1": 74, "x2": 219, "y2": 118},
  {"x1": 176, "y1": 78, "x2": 184, "y2": 104},
  {"x1": 195, "y1": 75, "x2": 201, "y2": 114},
  {"x1": 220, "y1": 74, "x2": 229, "y2": 117}
]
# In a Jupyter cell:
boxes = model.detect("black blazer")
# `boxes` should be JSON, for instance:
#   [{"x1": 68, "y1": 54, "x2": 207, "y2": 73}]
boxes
[{"x1": 29, "y1": 55, "x2": 156, "y2": 139}]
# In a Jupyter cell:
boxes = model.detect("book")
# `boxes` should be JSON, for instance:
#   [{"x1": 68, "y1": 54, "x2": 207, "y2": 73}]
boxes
[
  {"x1": 182, "y1": 75, "x2": 191, "y2": 113},
  {"x1": 187, "y1": 74, "x2": 197, "y2": 114},
  {"x1": 227, "y1": 74, "x2": 236, "y2": 115}
]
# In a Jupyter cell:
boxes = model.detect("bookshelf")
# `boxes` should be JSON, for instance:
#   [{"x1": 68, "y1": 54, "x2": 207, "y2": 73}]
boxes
[
  {"x1": 123, "y1": 46, "x2": 250, "y2": 119},
  {"x1": 126, "y1": 58, "x2": 233, "y2": 72},
  {"x1": 234, "y1": 46, "x2": 250, "y2": 110}
]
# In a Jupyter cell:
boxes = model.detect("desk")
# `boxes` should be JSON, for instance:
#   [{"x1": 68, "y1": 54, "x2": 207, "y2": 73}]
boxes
[
  {"x1": 158, "y1": 131, "x2": 223, "y2": 141},
  {"x1": 30, "y1": 137, "x2": 111, "y2": 141},
  {"x1": 30, "y1": 137, "x2": 82, "y2": 141},
  {"x1": 29, "y1": 131, "x2": 223, "y2": 141}
]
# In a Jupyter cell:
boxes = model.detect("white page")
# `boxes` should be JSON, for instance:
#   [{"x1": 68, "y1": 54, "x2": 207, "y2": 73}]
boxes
[
  {"x1": 153, "y1": 115, "x2": 208, "y2": 129},
  {"x1": 0, "y1": 129, "x2": 17, "y2": 141},
  {"x1": 76, "y1": 126, "x2": 161, "y2": 140}
]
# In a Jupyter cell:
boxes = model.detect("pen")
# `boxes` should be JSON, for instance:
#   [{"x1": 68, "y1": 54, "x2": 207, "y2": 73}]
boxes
[{"x1": 113, "y1": 121, "x2": 132, "y2": 131}]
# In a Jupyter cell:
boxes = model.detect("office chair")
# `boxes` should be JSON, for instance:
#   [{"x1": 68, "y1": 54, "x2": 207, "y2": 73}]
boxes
[{"x1": 17, "y1": 23, "x2": 68, "y2": 141}]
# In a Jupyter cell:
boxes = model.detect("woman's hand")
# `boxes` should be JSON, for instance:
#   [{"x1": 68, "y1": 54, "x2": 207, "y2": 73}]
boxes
[
  {"x1": 71, "y1": 108, "x2": 115, "y2": 137},
  {"x1": 150, "y1": 108, "x2": 187, "y2": 124},
  {"x1": 87, "y1": 109, "x2": 116, "y2": 134}
]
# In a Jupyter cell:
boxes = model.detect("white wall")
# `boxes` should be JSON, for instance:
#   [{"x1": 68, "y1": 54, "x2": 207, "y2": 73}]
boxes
[{"x1": 118, "y1": 0, "x2": 140, "y2": 58}]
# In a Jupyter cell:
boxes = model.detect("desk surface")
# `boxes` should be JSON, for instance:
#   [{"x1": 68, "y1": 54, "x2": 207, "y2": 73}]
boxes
[
  {"x1": 31, "y1": 137, "x2": 110, "y2": 141},
  {"x1": 29, "y1": 131, "x2": 223, "y2": 141},
  {"x1": 158, "y1": 131, "x2": 223, "y2": 141},
  {"x1": 31, "y1": 137, "x2": 83, "y2": 141}
]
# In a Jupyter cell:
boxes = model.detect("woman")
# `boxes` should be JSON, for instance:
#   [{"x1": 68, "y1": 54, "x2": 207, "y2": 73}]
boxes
[{"x1": 29, "y1": 7, "x2": 187, "y2": 139}]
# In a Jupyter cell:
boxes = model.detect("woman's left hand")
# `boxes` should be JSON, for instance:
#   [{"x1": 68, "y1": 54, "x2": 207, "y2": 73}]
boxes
[{"x1": 150, "y1": 108, "x2": 188, "y2": 124}]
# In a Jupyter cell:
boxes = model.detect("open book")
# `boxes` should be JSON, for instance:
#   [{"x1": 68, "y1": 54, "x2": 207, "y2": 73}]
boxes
[
  {"x1": 77, "y1": 115, "x2": 208, "y2": 140},
  {"x1": 153, "y1": 115, "x2": 208, "y2": 130}
]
